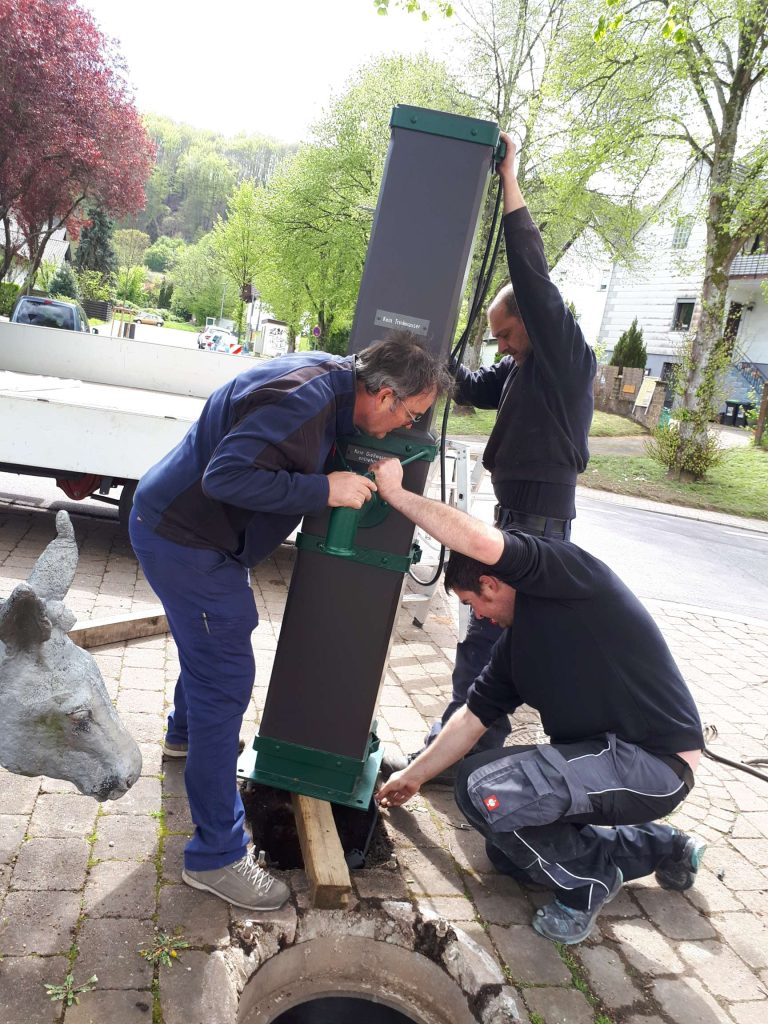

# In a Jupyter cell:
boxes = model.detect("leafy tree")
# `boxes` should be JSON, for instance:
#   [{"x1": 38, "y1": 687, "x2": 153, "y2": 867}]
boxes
[
  {"x1": 74, "y1": 205, "x2": 117, "y2": 276},
  {"x1": 48, "y1": 263, "x2": 79, "y2": 300},
  {"x1": 114, "y1": 229, "x2": 151, "y2": 269},
  {"x1": 211, "y1": 181, "x2": 262, "y2": 337},
  {"x1": 176, "y1": 145, "x2": 237, "y2": 239},
  {"x1": 115, "y1": 264, "x2": 146, "y2": 304},
  {"x1": 144, "y1": 235, "x2": 186, "y2": 272},
  {"x1": 171, "y1": 234, "x2": 235, "y2": 324},
  {"x1": 610, "y1": 318, "x2": 646, "y2": 369},
  {"x1": 76, "y1": 268, "x2": 112, "y2": 302},
  {"x1": 0, "y1": 0, "x2": 154, "y2": 285},
  {"x1": 158, "y1": 279, "x2": 174, "y2": 309},
  {"x1": 563, "y1": 0, "x2": 768, "y2": 479}
]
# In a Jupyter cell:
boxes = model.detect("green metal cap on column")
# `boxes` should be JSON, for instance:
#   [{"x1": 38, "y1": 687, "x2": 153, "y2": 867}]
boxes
[{"x1": 391, "y1": 104, "x2": 500, "y2": 150}]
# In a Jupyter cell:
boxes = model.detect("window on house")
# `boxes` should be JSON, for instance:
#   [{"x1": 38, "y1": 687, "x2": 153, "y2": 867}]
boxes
[
  {"x1": 672, "y1": 300, "x2": 695, "y2": 331},
  {"x1": 671, "y1": 215, "x2": 694, "y2": 250}
]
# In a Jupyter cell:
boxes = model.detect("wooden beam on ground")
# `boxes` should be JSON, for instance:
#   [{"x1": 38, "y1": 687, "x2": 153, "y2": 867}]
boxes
[
  {"x1": 291, "y1": 793, "x2": 351, "y2": 909},
  {"x1": 69, "y1": 607, "x2": 168, "y2": 650}
]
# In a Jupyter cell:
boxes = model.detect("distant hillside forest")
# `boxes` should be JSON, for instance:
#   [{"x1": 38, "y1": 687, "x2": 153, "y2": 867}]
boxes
[{"x1": 120, "y1": 113, "x2": 297, "y2": 242}]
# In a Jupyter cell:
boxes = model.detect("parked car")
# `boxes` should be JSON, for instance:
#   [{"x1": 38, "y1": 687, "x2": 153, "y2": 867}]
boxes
[
  {"x1": 197, "y1": 327, "x2": 242, "y2": 355},
  {"x1": 11, "y1": 295, "x2": 96, "y2": 333},
  {"x1": 134, "y1": 311, "x2": 164, "y2": 326}
]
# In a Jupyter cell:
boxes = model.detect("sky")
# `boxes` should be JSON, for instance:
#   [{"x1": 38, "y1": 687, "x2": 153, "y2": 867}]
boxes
[{"x1": 81, "y1": 0, "x2": 454, "y2": 142}]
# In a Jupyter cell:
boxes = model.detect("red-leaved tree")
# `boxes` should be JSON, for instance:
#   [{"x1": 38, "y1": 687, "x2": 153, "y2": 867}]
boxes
[{"x1": 0, "y1": 0, "x2": 155, "y2": 285}]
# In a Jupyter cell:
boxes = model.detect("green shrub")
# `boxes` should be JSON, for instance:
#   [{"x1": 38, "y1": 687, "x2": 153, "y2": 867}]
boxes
[
  {"x1": 48, "y1": 264, "x2": 80, "y2": 300},
  {"x1": 0, "y1": 281, "x2": 20, "y2": 316},
  {"x1": 645, "y1": 419, "x2": 724, "y2": 478},
  {"x1": 610, "y1": 318, "x2": 647, "y2": 369}
]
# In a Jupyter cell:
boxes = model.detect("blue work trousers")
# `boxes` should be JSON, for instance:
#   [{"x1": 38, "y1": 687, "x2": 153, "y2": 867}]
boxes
[{"x1": 130, "y1": 510, "x2": 258, "y2": 871}]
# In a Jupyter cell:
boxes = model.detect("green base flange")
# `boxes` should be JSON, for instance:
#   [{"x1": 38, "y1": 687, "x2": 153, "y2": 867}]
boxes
[{"x1": 237, "y1": 733, "x2": 384, "y2": 810}]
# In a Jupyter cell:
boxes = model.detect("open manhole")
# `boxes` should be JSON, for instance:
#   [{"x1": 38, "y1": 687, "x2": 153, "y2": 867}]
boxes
[
  {"x1": 242, "y1": 783, "x2": 394, "y2": 869},
  {"x1": 271, "y1": 996, "x2": 418, "y2": 1023}
]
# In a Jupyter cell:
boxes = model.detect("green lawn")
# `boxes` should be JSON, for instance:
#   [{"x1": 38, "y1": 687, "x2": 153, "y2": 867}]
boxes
[
  {"x1": 580, "y1": 446, "x2": 768, "y2": 520},
  {"x1": 443, "y1": 403, "x2": 644, "y2": 439}
]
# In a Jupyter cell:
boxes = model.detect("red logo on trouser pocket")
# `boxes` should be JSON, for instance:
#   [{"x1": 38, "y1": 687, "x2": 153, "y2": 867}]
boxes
[{"x1": 484, "y1": 794, "x2": 499, "y2": 811}]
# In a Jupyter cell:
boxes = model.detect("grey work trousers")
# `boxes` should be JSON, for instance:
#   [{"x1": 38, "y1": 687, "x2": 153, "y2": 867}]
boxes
[{"x1": 455, "y1": 733, "x2": 692, "y2": 911}]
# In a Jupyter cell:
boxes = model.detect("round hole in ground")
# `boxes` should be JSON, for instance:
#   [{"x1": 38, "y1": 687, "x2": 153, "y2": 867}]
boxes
[
  {"x1": 271, "y1": 996, "x2": 419, "y2": 1024},
  {"x1": 238, "y1": 936, "x2": 478, "y2": 1024}
]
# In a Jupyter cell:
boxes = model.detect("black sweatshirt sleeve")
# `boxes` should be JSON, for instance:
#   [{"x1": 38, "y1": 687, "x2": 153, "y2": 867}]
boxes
[
  {"x1": 451, "y1": 357, "x2": 515, "y2": 409},
  {"x1": 466, "y1": 631, "x2": 523, "y2": 725},
  {"x1": 504, "y1": 208, "x2": 596, "y2": 390}
]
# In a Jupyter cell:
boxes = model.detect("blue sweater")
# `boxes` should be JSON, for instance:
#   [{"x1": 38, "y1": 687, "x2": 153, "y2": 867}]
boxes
[{"x1": 134, "y1": 352, "x2": 357, "y2": 566}]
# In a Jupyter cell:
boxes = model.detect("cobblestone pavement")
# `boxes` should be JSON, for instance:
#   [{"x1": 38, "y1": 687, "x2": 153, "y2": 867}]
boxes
[{"x1": 1, "y1": 506, "x2": 767, "y2": 1024}]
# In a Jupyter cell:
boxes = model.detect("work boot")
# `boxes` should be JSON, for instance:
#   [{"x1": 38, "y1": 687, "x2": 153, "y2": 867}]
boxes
[
  {"x1": 182, "y1": 850, "x2": 289, "y2": 911},
  {"x1": 379, "y1": 746, "x2": 458, "y2": 787},
  {"x1": 532, "y1": 868, "x2": 623, "y2": 945},
  {"x1": 655, "y1": 831, "x2": 706, "y2": 891},
  {"x1": 162, "y1": 739, "x2": 188, "y2": 758}
]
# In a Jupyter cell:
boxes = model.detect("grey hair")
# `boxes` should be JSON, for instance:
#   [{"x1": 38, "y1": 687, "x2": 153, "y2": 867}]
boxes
[
  {"x1": 488, "y1": 283, "x2": 521, "y2": 320},
  {"x1": 357, "y1": 331, "x2": 452, "y2": 398}
]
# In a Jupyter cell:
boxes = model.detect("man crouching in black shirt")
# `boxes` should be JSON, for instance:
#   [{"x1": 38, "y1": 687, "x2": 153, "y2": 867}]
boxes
[{"x1": 373, "y1": 457, "x2": 705, "y2": 945}]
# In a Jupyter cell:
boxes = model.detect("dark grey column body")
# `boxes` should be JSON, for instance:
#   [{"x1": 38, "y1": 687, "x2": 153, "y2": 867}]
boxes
[{"x1": 259, "y1": 110, "x2": 497, "y2": 763}]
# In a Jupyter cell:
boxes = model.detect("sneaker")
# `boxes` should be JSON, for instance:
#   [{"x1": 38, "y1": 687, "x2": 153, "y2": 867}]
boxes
[
  {"x1": 182, "y1": 850, "x2": 289, "y2": 911},
  {"x1": 532, "y1": 867, "x2": 623, "y2": 945},
  {"x1": 655, "y1": 831, "x2": 706, "y2": 891},
  {"x1": 162, "y1": 739, "x2": 188, "y2": 758}
]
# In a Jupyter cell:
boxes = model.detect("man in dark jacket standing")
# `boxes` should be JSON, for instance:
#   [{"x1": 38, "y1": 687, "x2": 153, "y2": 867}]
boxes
[
  {"x1": 401, "y1": 131, "x2": 597, "y2": 765},
  {"x1": 130, "y1": 336, "x2": 447, "y2": 912},
  {"x1": 373, "y1": 458, "x2": 705, "y2": 945}
]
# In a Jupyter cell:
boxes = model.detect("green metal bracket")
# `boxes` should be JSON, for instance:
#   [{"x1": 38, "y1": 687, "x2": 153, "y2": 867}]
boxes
[
  {"x1": 296, "y1": 532, "x2": 421, "y2": 573},
  {"x1": 237, "y1": 728, "x2": 384, "y2": 809},
  {"x1": 391, "y1": 105, "x2": 500, "y2": 150}
]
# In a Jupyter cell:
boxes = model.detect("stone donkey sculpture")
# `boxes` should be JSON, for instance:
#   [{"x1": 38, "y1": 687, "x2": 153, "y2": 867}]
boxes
[{"x1": 0, "y1": 511, "x2": 142, "y2": 800}]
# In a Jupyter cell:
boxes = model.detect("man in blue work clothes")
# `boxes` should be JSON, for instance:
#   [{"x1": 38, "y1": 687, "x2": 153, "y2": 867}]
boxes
[
  {"x1": 130, "y1": 335, "x2": 448, "y2": 911},
  {"x1": 373, "y1": 457, "x2": 705, "y2": 946},
  {"x1": 384, "y1": 131, "x2": 596, "y2": 777}
]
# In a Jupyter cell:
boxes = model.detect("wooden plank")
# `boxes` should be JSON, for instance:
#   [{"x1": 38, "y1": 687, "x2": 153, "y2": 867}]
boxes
[
  {"x1": 69, "y1": 607, "x2": 168, "y2": 650},
  {"x1": 291, "y1": 793, "x2": 351, "y2": 909}
]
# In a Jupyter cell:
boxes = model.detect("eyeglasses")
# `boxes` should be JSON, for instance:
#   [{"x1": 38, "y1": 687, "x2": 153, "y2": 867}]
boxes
[{"x1": 395, "y1": 394, "x2": 424, "y2": 425}]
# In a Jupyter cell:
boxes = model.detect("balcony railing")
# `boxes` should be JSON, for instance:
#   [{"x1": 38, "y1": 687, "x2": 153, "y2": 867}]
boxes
[{"x1": 729, "y1": 253, "x2": 768, "y2": 278}]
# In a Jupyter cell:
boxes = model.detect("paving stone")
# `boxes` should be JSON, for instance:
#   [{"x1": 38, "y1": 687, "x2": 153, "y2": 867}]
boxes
[
  {"x1": 601, "y1": 888, "x2": 642, "y2": 918},
  {"x1": 0, "y1": 815, "x2": 28, "y2": 864},
  {"x1": 159, "y1": 949, "x2": 237, "y2": 1024},
  {"x1": 161, "y1": 833, "x2": 190, "y2": 883},
  {"x1": 158, "y1": 882, "x2": 230, "y2": 947},
  {"x1": 703, "y1": 845, "x2": 768, "y2": 890},
  {"x1": 76, "y1": 917, "x2": 154, "y2": 990},
  {"x1": 653, "y1": 977, "x2": 734, "y2": 1024},
  {"x1": 123, "y1": 646, "x2": 166, "y2": 669},
  {"x1": 101, "y1": 777, "x2": 162, "y2": 816},
  {"x1": 64, "y1": 988, "x2": 154, "y2": 1023},
  {"x1": 416, "y1": 894, "x2": 476, "y2": 921},
  {"x1": 0, "y1": 772, "x2": 41, "y2": 814},
  {"x1": 730, "y1": 837, "x2": 768, "y2": 867},
  {"x1": 117, "y1": 688, "x2": 165, "y2": 716},
  {"x1": 678, "y1": 940, "x2": 768, "y2": 1002},
  {"x1": 93, "y1": 814, "x2": 159, "y2": 861},
  {"x1": 12, "y1": 836, "x2": 89, "y2": 890},
  {"x1": 161, "y1": 760, "x2": 188, "y2": 799},
  {"x1": 0, "y1": 889, "x2": 81, "y2": 954},
  {"x1": 633, "y1": 888, "x2": 716, "y2": 940},
  {"x1": 118, "y1": 711, "x2": 165, "y2": 745},
  {"x1": 353, "y1": 867, "x2": 410, "y2": 901},
  {"x1": 0, "y1": 953, "x2": 69, "y2": 1024},
  {"x1": 580, "y1": 944, "x2": 642, "y2": 1010},
  {"x1": 163, "y1": 796, "x2": 194, "y2": 833},
  {"x1": 609, "y1": 919, "x2": 684, "y2": 975},
  {"x1": 465, "y1": 873, "x2": 531, "y2": 925},
  {"x1": 684, "y1": 866, "x2": 743, "y2": 913},
  {"x1": 27, "y1": 793, "x2": 98, "y2": 838},
  {"x1": 139, "y1": 742, "x2": 163, "y2": 776},
  {"x1": 489, "y1": 924, "x2": 571, "y2": 985},
  {"x1": 84, "y1": 860, "x2": 157, "y2": 918},
  {"x1": 524, "y1": 986, "x2": 594, "y2": 1024},
  {"x1": 399, "y1": 844, "x2": 463, "y2": 897},
  {"x1": 712, "y1": 911, "x2": 768, "y2": 969},
  {"x1": 383, "y1": 802, "x2": 445, "y2": 849},
  {"x1": 623, "y1": 1017, "x2": 666, "y2": 1024}
]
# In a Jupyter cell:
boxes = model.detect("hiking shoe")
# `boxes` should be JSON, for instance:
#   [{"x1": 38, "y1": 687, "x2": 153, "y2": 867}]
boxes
[
  {"x1": 162, "y1": 739, "x2": 188, "y2": 758},
  {"x1": 655, "y1": 831, "x2": 706, "y2": 891},
  {"x1": 532, "y1": 868, "x2": 623, "y2": 945},
  {"x1": 182, "y1": 850, "x2": 289, "y2": 911},
  {"x1": 379, "y1": 748, "x2": 410, "y2": 779}
]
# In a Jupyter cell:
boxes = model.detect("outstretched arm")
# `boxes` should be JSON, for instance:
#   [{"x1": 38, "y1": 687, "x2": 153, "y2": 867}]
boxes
[{"x1": 371, "y1": 460, "x2": 504, "y2": 565}]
